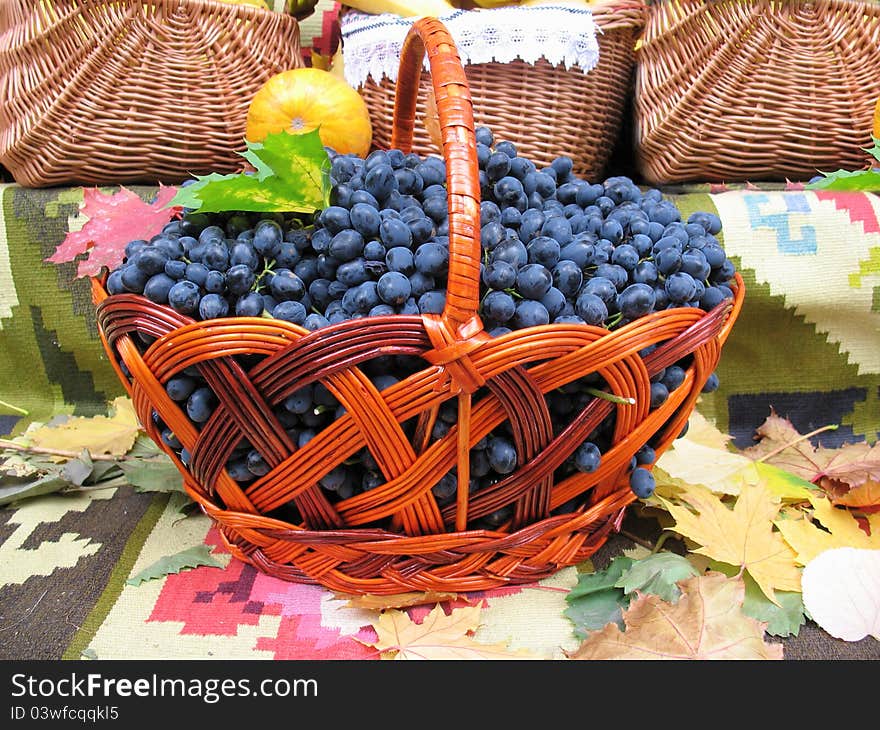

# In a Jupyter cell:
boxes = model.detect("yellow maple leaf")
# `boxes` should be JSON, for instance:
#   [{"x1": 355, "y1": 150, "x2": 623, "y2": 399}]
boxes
[
  {"x1": 774, "y1": 493, "x2": 880, "y2": 566},
  {"x1": 365, "y1": 604, "x2": 542, "y2": 660},
  {"x1": 27, "y1": 397, "x2": 141, "y2": 458},
  {"x1": 566, "y1": 572, "x2": 783, "y2": 660},
  {"x1": 658, "y1": 481, "x2": 801, "y2": 604}
]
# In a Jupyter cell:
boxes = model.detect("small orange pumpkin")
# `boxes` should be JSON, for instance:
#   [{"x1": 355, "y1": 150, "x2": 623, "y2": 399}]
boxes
[{"x1": 245, "y1": 68, "x2": 372, "y2": 157}]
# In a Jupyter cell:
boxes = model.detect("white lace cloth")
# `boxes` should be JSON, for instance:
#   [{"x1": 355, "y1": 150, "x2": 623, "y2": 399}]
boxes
[{"x1": 340, "y1": 6, "x2": 600, "y2": 89}]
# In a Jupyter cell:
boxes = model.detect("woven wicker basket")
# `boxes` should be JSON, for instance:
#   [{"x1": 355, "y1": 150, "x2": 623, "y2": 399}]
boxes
[
  {"x1": 634, "y1": 0, "x2": 880, "y2": 184},
  {"x1": 91, "y1": 17, "x2": 743, "y2": 595},
  {"x1": 0, "y1": 0, "x2": 307, "y2": 188},
  {"x1": 347, "y1": 1, "x2": 647, "y2": 181}
]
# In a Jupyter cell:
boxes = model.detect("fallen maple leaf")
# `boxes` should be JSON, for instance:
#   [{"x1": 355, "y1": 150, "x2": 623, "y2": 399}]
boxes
[
  {"x1": 654, "y1": 413, "x2": 816, "y2": 500},
  {"x1": 26, "y1": 397, "x2": 141, "y2": 458},
  {"x1": 832, "y1": 480, "x2": 880, "y2": 510},
  {"x1": 801, "y1": 547, "x2": 880, "y2": 642},
  {"x1": 47, "y1": 185, "x2": 181, "y2": 278},
  {"x1": 743, "y1": 411, "x2": 880, "y2": 502},
  {"x1": 775, "y1": 493, "x2": 880, "y2": 566},
  {"x1": 566, "y1": 572, "x2": 783, "y2": 660},
  {"x1": 364, "y1": 604, "x2": 542, "y2": 660},
  {"x1": 658, "y1": 481, "x2": 801, "y2": 604},
  {"x1": 340, "y1": 591, "x2": 459, "y2": 610}
]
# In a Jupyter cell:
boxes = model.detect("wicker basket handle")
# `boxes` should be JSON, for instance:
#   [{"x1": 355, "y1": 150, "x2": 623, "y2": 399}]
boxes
[{"x1": 391, "y1": 17, "x2": 482, "y2": 334}]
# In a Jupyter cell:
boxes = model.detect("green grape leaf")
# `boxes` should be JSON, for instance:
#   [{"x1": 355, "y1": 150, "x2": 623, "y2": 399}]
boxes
[
  {"x1": 125, "y1": 545, "x2": 224, "y2": 586},
  {"x1": 806, "y1": 140, "x2": 880, "y2": 191},
  {"x1": 0, "y1": 472, "x2": 72, "y2": 507},
  {"x1": 119, "y1": 436, "x2": 185, "y2": 493},
  {"x1": 564, "y1": 556, "x2": 634, "y2": 637},
  {"x1": 709, "y1": 560, "x2": 806, "y2": 638},
  {"x1": 805, "y1": 168, "x2": 880, "y2": 191},
  {"x1": 170, "y1": 130, "x2": 331, "y2": 214},
  {"x1": 614, "y1": 551, "x2": 700, "y2": 603}
]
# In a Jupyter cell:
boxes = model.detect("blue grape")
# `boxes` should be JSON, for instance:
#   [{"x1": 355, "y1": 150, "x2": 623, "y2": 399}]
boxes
[
  {"x1": 186, "y1": 386, "x2": 216, "y2": 423},
  {"x1": 574, "y1": 441, "x2": 601, "y2": 472},
  {"x1": 487, "y1": 436, "x2": 517, "y2": 474},
  {"x1": 481, "y1": 290, "x2": 516, "y2": 323},
  {"x1": 629, "y1": 467, "x2": 656, "y2": 498},
  {"x1": 199, "y1": 293, "x2": 229, "y2": 319},
  {"x1": 377, "y1": 271, "x2": 412, "y2": 306},
  {"x1": 167, "y1": 280, "x2": 201, "y2": 314}
]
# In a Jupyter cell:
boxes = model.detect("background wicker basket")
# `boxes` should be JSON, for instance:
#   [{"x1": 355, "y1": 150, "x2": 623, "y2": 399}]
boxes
[
  {"x1": 634, "y1": 0, "x2": 880, "y2": 185},
  {"x1": 346, "y1": 1, "x2": 647, "y2": 181},
  {"x1": 0, "y1": 0, "x2": 307, "y2": 188},
  {"x1": 91, "y1": 17, "x2": 743, "y2": 595}
]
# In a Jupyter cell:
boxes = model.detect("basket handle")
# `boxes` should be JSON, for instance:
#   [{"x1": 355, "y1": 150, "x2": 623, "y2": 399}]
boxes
[{"x1": 391, "y1": 17, "x2": 482, "y2": 334}]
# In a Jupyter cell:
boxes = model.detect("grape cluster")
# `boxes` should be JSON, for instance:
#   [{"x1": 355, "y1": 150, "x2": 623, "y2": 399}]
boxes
[{"x1": 107, "y1": 126, "x2": 737, "y2": 522}]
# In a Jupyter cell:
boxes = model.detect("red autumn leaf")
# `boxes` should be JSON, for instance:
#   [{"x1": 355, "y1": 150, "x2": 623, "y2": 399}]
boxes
[{"x1": 47, "y1": 185, "x2": 181, "y2": 278}]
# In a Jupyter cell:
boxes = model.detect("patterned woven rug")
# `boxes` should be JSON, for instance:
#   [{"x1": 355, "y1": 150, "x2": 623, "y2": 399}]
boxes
[{"x1": 1, "y1": 182, "x2": 878, "y2": 660}]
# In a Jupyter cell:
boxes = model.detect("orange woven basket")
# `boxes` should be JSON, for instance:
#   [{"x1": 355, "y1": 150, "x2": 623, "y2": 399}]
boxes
[
  {"x1": 0, "y1": 0, "x2": 307, "y2": 188},
  {"x1": 91, "y1": 17, "x2": 744, "y2": 595},
  {"x1": 348, "y1": 1, "x2": 647, "y2": 181},
  {"x1": 634, "y1": 0, "x2": 880, "y2": 184}
]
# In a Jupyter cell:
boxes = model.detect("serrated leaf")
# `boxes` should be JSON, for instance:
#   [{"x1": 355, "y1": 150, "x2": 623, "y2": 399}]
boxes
[
  {"x1": 170, "y1": 130, "x2": 330, "y2": 214},
  {"x1": 775, "y1": 493, "x2": 880, "y2": 566},
  {"x1": 125, "y1": 545, "x2": 224, "y2": 586},
  {"x1": 0, "y1": 472, "x2": 71, "y2": 507},
  {"x1": 743, "y1": 411, "x2": 880, "y2": 493},
  {"x1": 46, "y1": 186, "x2": 181, "y2": 277},
  {"x1": 709, "y1": 560, "x2": 805, "y2": 637},
  {"x1": 805, "y1": 168, "x2": 880, "y2": 191},
  {"x1": 27, "y1": 397, "x2": 141, "y2": 458},
  {"x1": 655, "y1": 436, "x2": 815, "y2": 500},
  {"x1": 118, "y1": 455, "x2": 184, "y2": 493},
  {"x1": 566, "y1": 572, "x2": 784, "y2": 660},
  {"x1": 564, "y1": 556, "x2": 633, "y2": 637},
  {"x1": 614, "y1": 552, "x2": 700, "y2": 603},
  {"x1": 832, "y1": 479, "x2": 880, "y2": 509},
  {"x1": 365, "y1": 604, "x2": 542, "y2": 660},
  {"x1": 659, "y1": 481, "x2": 802, "y2": 604},
  {"x1": 801, "y1": 547, "x2": 880, "y2": 641}
]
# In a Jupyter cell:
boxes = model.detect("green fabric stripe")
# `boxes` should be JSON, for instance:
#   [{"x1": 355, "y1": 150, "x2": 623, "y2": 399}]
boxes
[{"x1": 62, "y1": 492, "x2": 171, "y2": 661}]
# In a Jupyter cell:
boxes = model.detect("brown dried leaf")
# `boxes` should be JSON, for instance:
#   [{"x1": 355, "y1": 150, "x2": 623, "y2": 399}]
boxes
[
  {"x1": 566, "y1": 572, "x2": 783, "y2": 660},
  {"x1": 340, "y1": 591, "x2": 458, "y2": 610},
  {"x1": 743, "y1": 410, "x2": 880, "y2": 492},
  {"x1": 825, "y1": 479, "x2": 880, "y2": 509}
]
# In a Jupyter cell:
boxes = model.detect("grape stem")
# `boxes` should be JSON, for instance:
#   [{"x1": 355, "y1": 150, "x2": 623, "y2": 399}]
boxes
[{"x1": 583, "y1": 387, "x2": 635, "y2": 406}]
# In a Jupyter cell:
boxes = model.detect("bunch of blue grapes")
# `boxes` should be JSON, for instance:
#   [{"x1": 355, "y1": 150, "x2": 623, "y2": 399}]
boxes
[{"x1": 107, "y1": 125, "x2": 737, "y2": 520}]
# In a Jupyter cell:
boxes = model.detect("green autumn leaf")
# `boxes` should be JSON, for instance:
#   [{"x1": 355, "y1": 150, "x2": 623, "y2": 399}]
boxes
[
  {"x1": 0, "y1": 472, "x2": 72, "y2": 507},
  {"x1": 125, "y1": 545, "x2": 224, "y2": 586},
  {"x1": 170, "y1": 129, "x2": 330, "y2": 214},
  {"x1": 118, "y1": 437, "x2": 184, "y2": 493},
  {"x1": 615, "y1": 552, "x2": 700, "y2": 603},
  {"x1": 804, "y1": 168, "x2": 880, "y2": 191},
  {"x1": 564, "y1": 556, "x2": 634, "y2": 637},
  {"x1": 708, "y1": 560, "x2": 806, "y2": 638}
]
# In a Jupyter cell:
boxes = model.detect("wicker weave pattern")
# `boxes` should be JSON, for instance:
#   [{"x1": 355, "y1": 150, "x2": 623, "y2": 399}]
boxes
[
  {"x1": 635, "y1": 0, "x2": 880, "y2": 184},
  {"x1": 92, "y1": 18, "x2": 744, "y2": 594},
  {"x1": 0, "y1": 0, "x2": 305, "y2": 187},
  {"x1": 354, "y1": 2, "x2": 647, "y2": 180}
]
